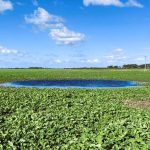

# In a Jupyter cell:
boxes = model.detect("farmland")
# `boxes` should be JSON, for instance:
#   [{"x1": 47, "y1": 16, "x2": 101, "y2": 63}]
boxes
[
  {"x1": 0, "y1": 69, "x2": 150, "y2": 82},
  {"x1": 1, "y1": 69, "x2": 150, "y2": 149}
]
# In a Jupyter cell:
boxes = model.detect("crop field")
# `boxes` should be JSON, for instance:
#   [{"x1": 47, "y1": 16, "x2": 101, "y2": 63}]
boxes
[
  {"x1": 0, "y1": 69, "x2": 150, "y2": 82},
  {"x1": 1, "y1": 69, "x2": 150, "y2": 149}
]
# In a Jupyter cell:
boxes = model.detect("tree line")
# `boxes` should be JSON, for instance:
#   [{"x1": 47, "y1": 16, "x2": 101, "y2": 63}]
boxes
[
  {"x1": 107, "y1": 64, "x2": 150, "y2": 69},
  {"x1": 0, "y1": 64, "x2": 150, "y2": 69}
]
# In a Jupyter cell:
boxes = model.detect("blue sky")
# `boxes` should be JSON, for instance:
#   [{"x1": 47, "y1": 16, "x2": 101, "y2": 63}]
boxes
[{"x1": 0, "y1": 0, "x2": 150, "y2": 68}]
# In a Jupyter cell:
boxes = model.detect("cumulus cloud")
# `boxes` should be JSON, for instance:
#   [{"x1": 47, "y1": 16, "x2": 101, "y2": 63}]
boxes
[
  {"x1": 25, "y1": 7, "x2": 85, "y2": 45},
  {"x1": 25, "y1": 7, "x2": 63, "y2": 30},
  {"x1": 0, "y1": 46, "x2": 18, "y2": 54},
  {"x1": 83, "y1": 0, "x2": 143, "y2": 8},
  {"x1": 0, "y1": 0, "x2": 13, "y2": 13},
  {"x1": 50, "y1": 27, "x2": 85, "y2": 45},
  {"x1": 125, "y1": 0, "x2": 143, "y2": 8}
]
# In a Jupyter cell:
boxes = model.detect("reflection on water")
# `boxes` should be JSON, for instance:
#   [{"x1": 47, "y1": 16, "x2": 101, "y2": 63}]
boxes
[{"x1": 0, "y1": 79, "x2": 141, "y2": 89}]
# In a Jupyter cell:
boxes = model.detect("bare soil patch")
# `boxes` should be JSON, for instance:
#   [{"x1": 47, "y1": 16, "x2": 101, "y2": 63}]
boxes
[{"x1": 124, "y1": 100, "x2": 150, "y2": 109}]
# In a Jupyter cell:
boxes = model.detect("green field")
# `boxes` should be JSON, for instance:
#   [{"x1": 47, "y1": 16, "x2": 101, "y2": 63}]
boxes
[
  {"x1": 0, "y1": 69, "x2": 150, "y2": 82},
  {"x1": 1, "y1": 69, "x2": 150, "y2": 149}
]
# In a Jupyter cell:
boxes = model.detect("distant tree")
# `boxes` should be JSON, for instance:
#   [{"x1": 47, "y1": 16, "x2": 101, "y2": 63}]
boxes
[
  {"x1": 107, "y1": 66, "x2": 114, "y2": 69},
  {"x1": 139, "y1": 64, "x2": 145, "y2": 69},
  {"x1": 113, "y1": 66, "x2": 120, "y2": 69},
  {"x1": 107, "y1": 65, "x2": 121, "y2": 69},
  {"x1": 123, "y1": 64, "x2": 138, "y2": 69},
  {"x1": 28, "y1": 67, "x2": 44, "y2": 69}
]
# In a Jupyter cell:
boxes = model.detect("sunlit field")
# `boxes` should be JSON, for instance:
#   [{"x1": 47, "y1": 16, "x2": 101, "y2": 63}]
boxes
[
  {"x1": 1, "y1": 69, "x2": 150, "y2": 149},
  {"x1": 0, "y1": 69, "x2": 150, "y2": 82}
]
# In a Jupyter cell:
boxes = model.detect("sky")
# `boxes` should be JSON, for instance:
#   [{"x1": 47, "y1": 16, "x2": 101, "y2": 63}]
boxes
[{"x1": 0, "y1": 0, "x2": 150, "y2": 68}]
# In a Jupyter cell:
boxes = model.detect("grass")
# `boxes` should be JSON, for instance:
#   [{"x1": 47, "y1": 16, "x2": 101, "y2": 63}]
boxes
[
  {"x1": 0, "y1": 69, "x2": 150, "y2": 83},
  {"x1": 1, "y1": 69, "x2": 150, "y2": 149}
]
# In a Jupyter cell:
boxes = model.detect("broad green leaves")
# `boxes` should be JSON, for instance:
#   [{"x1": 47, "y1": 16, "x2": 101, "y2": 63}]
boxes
[{"x1": 1, "y1": 87, "x2": 150, "y2": 149}]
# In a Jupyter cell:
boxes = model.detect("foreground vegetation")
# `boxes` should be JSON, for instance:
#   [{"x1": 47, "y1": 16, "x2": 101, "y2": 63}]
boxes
[{"x1": 1, "y1": 69, "x2": 150, "y2": 149}]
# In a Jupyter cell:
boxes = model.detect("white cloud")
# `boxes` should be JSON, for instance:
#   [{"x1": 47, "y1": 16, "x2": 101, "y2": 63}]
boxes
[
  {"x1": 135, "y1": 57, "x2": 145, "y2": 61},
  {"x1": 48, "y1": 57, "x2": 101, "y2": 65},
  {"x1": 104, "y1": 48, "x2": 127, "y2": 64},
  {"x1": 83, "y1": 0, "x2": 123, "y2": 7},
  {"x1": 80, "y1": 58, "x2": 100, "y2": 63},
  {"x1": 0, "y1": 0, "x2": 13, "y2": 13},
  {"x1": 0, "y1": 46, "x2": 18, "y2": 54},
  {"x1": 25, "y1": 7, "x2": 85, "y2": 45},
  {"x1": 87, "y1": 58, "x2": 100, "y2": 63},
  {"x1": 125, "y1": 0, "x2": 143, "y2": 8},
  {"x1": 83, "y1": 0, "x2": 143, "y2": 8},
  {"x1": 114, "y1": 48, "x2": 123, "y2": 52},
  {"x1": 25, "y1": 7, "x2": 63, "y2": 30},
  {"x1": 54, "y1": 59, "x2": 62, "y2": 63},
  {"x1": 50, "y1": 27, "x2": 85, "y2": 45}
]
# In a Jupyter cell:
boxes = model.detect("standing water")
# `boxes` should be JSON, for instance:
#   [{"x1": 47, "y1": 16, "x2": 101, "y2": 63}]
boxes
[{"x1": 0, "y1": 79, "x2": 141, "y2": 89}]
